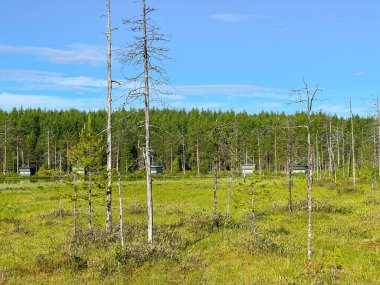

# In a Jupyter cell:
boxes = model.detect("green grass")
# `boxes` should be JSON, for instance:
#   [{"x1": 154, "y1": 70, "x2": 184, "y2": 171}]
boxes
[{"x1": 0, "y1": 175, "x2": 379, "y2": 284}]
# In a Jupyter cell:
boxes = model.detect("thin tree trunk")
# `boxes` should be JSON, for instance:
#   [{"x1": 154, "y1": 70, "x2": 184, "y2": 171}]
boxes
[
  {"x1": 286, "y1": 117, "x2": 293, "y2": 215},
  {"x1": 117, "y1": 170, "x2": 124, "y2": 246},
  {"x1": 342, "y1": 124, "x2": 345, "y2": 178},
  {"x1": 47, "y1": 128, "x2": 50, "y2": 169},
  {"x1": 106, "y1": 0, "x2": 113, "y2": 233},
  {"x1": 251, "y1": 182, "x2": 256, "y2": 235},
  {"x1": 142, "y1": 0, "x2": 153, "y2": 243},
  {"x1": 257, "y1": 136, "x2": 262, "y2": 175},
  {"x1": 66, "y1": 141, "x2": 70, "y2": 173},
  {"x1": 227, "y1": 173, "x2": 232, "y2": 217},
  {"x1": 53, "y1": 145, "x2": 56, "y2": 171},
  {"x1": 73, "y1": 175, "x2": 77, "y2": 237},
  {"x1": 196, "y1": 137, "x2": 200, "y2": 175},
  {"x1": 372, "y1": 130, "x2": 376, "y2": 191},
  {"x1": 274, "y1": 128, "x2": 278, "y2": 175},
  {"x1": 213, "y1": 160, "x2": 218, "y2": 215},
  {"x1": 350, "y1": 98, "x2": 356, "y2": 190},
  {"x1": 181, "y1": 127, "x2": 186, "y2": 174},
  {"x1": 88, "y1": 178, "x2": 92, "y2": 232},
  {"x1": 16, "y1": 138, "x2": 19, "y2": 174},
  {"x1": 307, "y1": 120, "x2": 313, "y2": 263}
]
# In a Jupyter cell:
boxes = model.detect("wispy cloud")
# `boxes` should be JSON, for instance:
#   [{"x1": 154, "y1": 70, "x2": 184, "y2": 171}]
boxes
[
  {"x1": 173, "y1": 84, "x2": 286, "y2": 99},
  {"x1": 0, "y1": 69, "x2": 106, "y2": 92},
  {"x1": 0, "y1": 92, "x2": 104, "y2": 110},
  {"x1": 356, "y1": 71, "x2": 365, "y2": 76},
  {"x1": 211, "y1": 13, "x2": 253, "y2": 23},
  {"x1": 0, "y1": 43, "x2": 105, "y2": 65}
]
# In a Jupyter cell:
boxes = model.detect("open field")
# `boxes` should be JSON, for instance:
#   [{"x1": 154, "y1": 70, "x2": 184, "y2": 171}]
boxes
[{"x1": 0, "y1": 175, "x2": 379, "y2": 284}]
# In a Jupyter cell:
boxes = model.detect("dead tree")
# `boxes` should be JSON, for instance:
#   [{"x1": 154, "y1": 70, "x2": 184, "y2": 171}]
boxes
[
  {"x1": 291, "y1": 80, "x2": 322, "y2": 265},
  {"x1": 285, "y1": 116, "x2": 293, "y2": 215},
  {"x1": 106, "y1": 0, "x2": 113, "y2": 233},
  {"x1": 350, "y1": 98, "x2": 356, "y2": 190},
  {"x1": 121, "y1": 0, "x2": 170, "y2": 243},
  {"x1": 47, "y1": 128, "x2": 51, "y2": 169},
  {"x1": 3, "y1": 124, "x2": 7, "y2": 175}
]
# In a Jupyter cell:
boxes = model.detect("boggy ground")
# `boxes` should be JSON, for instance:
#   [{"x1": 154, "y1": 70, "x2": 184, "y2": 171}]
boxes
[{"x1": 0, "y1": 174, "x2": 379, "y2": 284}]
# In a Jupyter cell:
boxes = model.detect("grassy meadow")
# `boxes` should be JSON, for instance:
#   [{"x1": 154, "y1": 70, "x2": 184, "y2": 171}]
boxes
[{"x1": 0, "y1": 174, "x2": 379, "y2": 284}]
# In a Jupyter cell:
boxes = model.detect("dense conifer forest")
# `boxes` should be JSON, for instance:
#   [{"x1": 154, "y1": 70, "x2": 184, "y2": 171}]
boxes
[{"x1": 0, "y1": 107, "x2": 375, "y2": 177}]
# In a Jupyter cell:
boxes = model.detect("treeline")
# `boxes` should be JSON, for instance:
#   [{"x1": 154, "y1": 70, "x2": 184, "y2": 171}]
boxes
[{"x1": 0, "y1": 107, "x2": 376, "y2": 177}]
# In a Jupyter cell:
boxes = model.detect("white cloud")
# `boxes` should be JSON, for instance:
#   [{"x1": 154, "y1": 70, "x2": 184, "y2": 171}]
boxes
[
  {"x1": 175, "y1": 84, "x2": 283, "y2": 95},
  {"x1": 356, "y1": 71, "x2": 365, "y2": 76},
  {"x1": 211, "y1": 13, "x2": 252, "y2": 23},
  {"x1": 0, "y1": 92, "x2": 104, "y2": 110},
  {"x1": 0, "y1": 69, "x2": 106, "y2": 92},
  {"x1": 0, "y1": 43, "x2": 105, "y2": 65}
]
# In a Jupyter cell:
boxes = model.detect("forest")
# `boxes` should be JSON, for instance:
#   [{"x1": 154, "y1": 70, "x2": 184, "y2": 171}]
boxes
[{"x1": 0, "y1": 107, "x2": 377, "y2": 179}]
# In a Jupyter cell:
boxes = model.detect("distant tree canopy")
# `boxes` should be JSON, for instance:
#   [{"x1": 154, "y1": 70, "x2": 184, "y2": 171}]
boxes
[{"x1": 0, "y1": 107, "x2": 376, "y2": 176}]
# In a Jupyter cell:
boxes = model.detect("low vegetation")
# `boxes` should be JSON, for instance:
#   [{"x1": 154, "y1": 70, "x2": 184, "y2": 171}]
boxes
[{"x1": 0, "y1": 174, "x2": 379, "y2": 284}]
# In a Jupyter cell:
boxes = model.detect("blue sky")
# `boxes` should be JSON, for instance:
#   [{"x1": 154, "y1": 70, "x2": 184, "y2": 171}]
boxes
[{"x1": 1, "y1": 0, "x2": 380, "y2": 116}]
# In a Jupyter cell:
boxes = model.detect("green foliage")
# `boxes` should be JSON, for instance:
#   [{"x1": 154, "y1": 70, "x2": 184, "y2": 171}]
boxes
[{"x1": 68, "y1": 114, "x2": 105, "y2": 174}]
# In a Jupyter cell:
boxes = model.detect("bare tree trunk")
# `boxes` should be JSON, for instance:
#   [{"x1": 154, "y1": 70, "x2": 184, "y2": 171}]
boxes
[
  {"x1": 47, "y1": 128, "x2": 50, "y2": 169},
  {"x1": 315, "y1": 132, "x2": 319, "y2": 181},
  {"x1": 213, "y1": 160, "x2": 218, "y2": 215},
  {"x1": 307, "y1": 120, "x2": 313, "y2": 264},
  {"x1": 328, "y1": 119, "x2": 336, "y2": 183},
  {"x1": 350, "y1": 98, "x2": 356, "y2": 190},
  {"x1": 227, "y1": 173, "x2": 232, "y2": 217},
  {"x1": 66, "y1": 141, "x2": 69, "y2": 173},
  {"x1": 274, "y1": 128, "x2": 278, "y2": 175},
  {"x1": 377, "y1": 97, "x2": 380, "y2": 178},
  {"x1": 106, "y1": 0, "x2": 113, "y2": 233},
  {"x1": 142, "y1": 0, "x2": 153, "y2": 243},
  {"x1": 286, "y1": 117, "x2": 293, "y2": 215},
  {"x1": 117, "y1": 170, "x2": 124, "y2": 246},
  {"x1": 88, "y1": 178, "x2": 92, "y2": 232},
  {"x1": 372, "y1": 129, "x2": 376, "y2": 191},
  {"x1": 257, "y1": 135, "x2": 262, "y2": 175},
  {"x1": 342, "y1": 124, "x2": 345, "y2": 178},
  {"x1": 170, "y1": 147, "x2": 173, "y2": 173},
  {"x1": 73, "y1": 176, "x2": 77, "y2": 237},
  {"x1": 54, "y1": 141, "x2": 57, "y2": 170},
  {"x1": 16, "y1": 136, "x2": 19, "y2": 174},
  {"x1": 336, "y1": 126, "x2": 340, "y2": 168},
  {"x1": 116, "y1": 136, "x2": 120, "y2": 173},
  {"x1": 3, "y1": 125, "x2": 6, "y2": 175},
  {"x1": 181, "y1": 126, "x2": 186, "y2": 174},
  {"x1": 59, "y1": 152, "x2": 62, "y2": 172},
  {"x1": 196, "y1": 137, "x2": 200, "y2": 175},
  {"x1": 251, "y1": 182, "x2": 256, "y2": 235}
]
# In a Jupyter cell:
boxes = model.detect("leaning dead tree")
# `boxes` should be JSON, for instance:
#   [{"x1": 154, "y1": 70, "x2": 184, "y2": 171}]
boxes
[
  {"x1": 291, "y1": 80, "x2": 322, "y2": 265},
  {"x1": 106, "y1": 0, "x2": 113, "y2": 233},
  {"x1": 121, "y1": 0, "x2": 170, "y2": 243}
]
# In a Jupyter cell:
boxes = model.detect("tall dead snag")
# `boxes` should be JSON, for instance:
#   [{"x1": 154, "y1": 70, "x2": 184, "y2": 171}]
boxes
[
  {"x1": 121, "y1": 0, "x2": 170, "y2": 243},
  {"x1": 286, "y1": 116, "x2": 293, "y2": 215},
  {"x1": 3, "y1": 123, "x2": 7, "y2": 175},
  {"x1": 350, "y1": 98, "x2": 356, "y2": 190},
  {"x1": 291, "y1": 80, "x2": 322, "y2": 265},
  {"x1": 106, "y1": 0, "x2": 113, "y2": 233}
]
